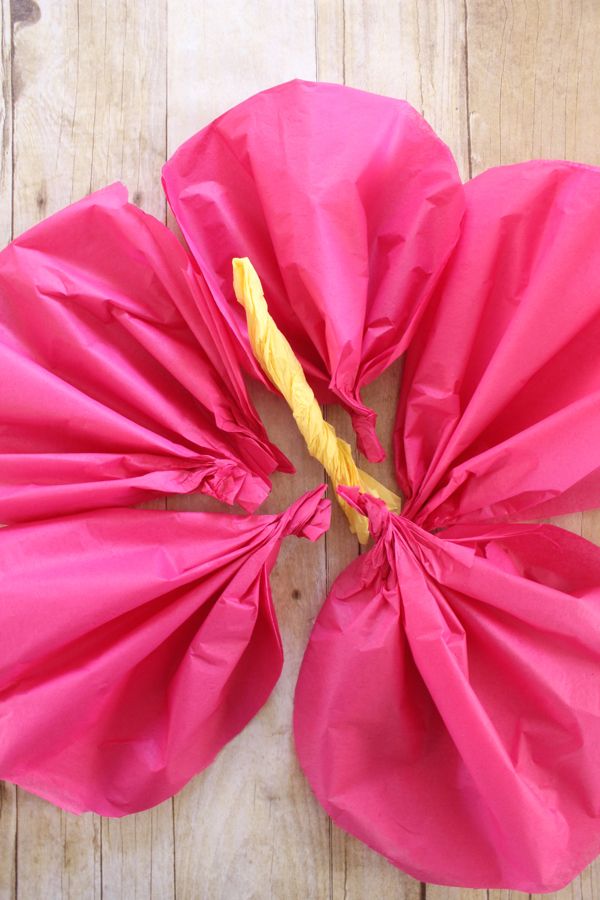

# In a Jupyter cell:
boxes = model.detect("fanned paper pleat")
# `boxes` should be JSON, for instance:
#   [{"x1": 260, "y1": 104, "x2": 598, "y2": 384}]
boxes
[
  {"x1": 0, "y1": 183, "x2": 291, "y2": 523},
  {"x1": 295, "y1": 490, "x2": 600, "y2": 891},
  {"x1": 0, "y1": 487, "x2": 329, "y2": 815},
  {"x1": 294, "y1": 158, "x2": 600, "y2": 892},
  {"x1": 163, "y1": 79, "x2": 465, "y2": 461}
]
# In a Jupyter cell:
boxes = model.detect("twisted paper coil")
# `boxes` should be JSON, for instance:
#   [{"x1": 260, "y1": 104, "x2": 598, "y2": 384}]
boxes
[{"x1": 232, "y1": 257, "x2": 401, "y2": 544}]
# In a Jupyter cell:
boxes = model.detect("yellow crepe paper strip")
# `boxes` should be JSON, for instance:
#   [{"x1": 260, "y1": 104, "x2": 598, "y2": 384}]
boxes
[{"x1": 232, "y1": 257, "x2": 402, "y2": 544}]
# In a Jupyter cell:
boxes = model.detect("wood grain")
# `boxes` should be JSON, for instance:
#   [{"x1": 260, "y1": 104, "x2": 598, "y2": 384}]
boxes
[
  {"x1": 320, "y1": 5, "x2": 468, "y2": 894},
  {"x1": 165, "y1": 8, "x2": 330, "y2": 898},
  {"x1": 430, "y1": 3, "x2": 600, "y2": 900},
  {"x1": 467, "y1": 0, "x2": 600, "y2": 175},
  {"x1": 2, "y1": 1, "x2": 600, "y2": 898},
  {"x1": 11, "y1": 0, "x2": 166, "y2": 226},
  {"x1": 0, "y1": 1, "x2": 14, "y2": 895},
  {"x1": 8, "y1": 2, "x2": 172, "y2": 898}
]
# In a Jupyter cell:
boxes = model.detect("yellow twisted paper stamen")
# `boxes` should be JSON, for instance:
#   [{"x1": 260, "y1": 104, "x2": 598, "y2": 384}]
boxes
[{"x1": 232, "y1": 257, "x2": 402, "y2": 544}]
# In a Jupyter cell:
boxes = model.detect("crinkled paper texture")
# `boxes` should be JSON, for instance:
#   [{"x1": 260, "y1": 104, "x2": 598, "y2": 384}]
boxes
[
  {"x1": 0, "y1": 183, "x2": 291, "y2": 524},
  {"x1": 0, "y1": 487, "x2": 330, "y2": 816},
  {"x1": 295, "y1": 160, "x2": 600, "y2": 891},
  {"x1": 395, "y1": 161, "x2": 600, "y2": 528},
  {"x1": 295, "y1": 490, "x2": 600, "y2": 891},
  {"x1": 163, "y1": 79, "x2": 465, "y2": 461}
]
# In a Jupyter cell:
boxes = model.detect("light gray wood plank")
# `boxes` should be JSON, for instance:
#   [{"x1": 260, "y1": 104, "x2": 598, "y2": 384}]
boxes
[
  {"x1": 10, "y1": 2, "x2": 172, "y2": 897},
  {"x1": 0, "y1": 3, "x2": 15, "y2": 898},
  {"x1": 166, "y1": 8, "x2": 334, "y2": 896}
]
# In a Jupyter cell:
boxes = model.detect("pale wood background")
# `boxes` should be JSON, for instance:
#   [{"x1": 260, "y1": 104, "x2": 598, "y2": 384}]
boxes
[{"x1": 1, "y1": 0, "x2": 599, "y2": 897}]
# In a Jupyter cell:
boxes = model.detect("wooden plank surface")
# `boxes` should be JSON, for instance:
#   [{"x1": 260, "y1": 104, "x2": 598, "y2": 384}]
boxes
[
  {"x1": 7, "y1": 2, "x2": 172, "y2": 898},
  {"x1": 0, "y1": 1, "x2": 14, "y2": 895},
  {"x1": 1, "y1": 1, "x2": 600, "y2": 898}
]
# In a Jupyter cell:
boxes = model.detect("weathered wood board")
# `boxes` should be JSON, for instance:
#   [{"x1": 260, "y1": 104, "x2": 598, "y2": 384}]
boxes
[{"x1": 1, "y1": 1, "x2": 599, "y2": 897}]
